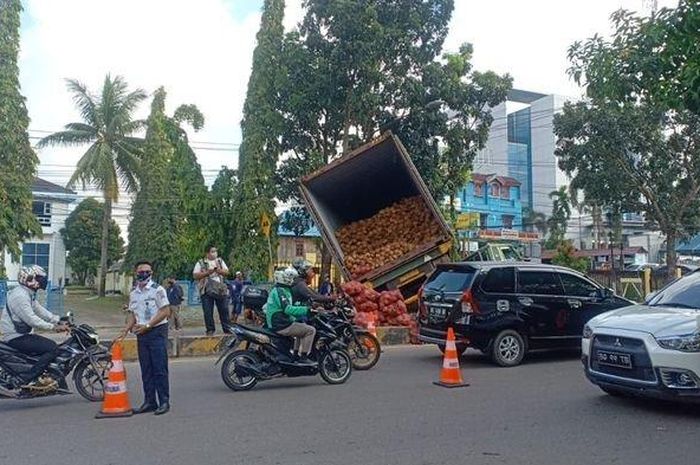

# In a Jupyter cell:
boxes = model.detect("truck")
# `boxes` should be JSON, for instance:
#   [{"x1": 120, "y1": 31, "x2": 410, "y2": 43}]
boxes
[{"x1": 299, "y1": 131, "x2": 453, "y2": 308}]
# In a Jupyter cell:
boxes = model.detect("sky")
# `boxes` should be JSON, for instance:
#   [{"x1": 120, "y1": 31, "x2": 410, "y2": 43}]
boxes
[{"x1": 18, "y1": 0, "x2": 677, "y2": 230}]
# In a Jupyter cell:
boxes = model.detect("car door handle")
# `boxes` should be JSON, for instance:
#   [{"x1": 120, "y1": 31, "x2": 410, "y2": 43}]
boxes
[
  {"x1": 567, "y1": 299, "x2": 583, "y2": 309},
  {"x1": 518, "y1": 297, "x2": 534, "y2": 307}
]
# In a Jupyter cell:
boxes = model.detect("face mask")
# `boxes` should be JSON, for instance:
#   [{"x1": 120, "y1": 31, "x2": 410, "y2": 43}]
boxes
[
  {"x1": 35, "y1": 275, "x2": 48, "y2": 291},
  {"x1": 136, "y1": 271, "x2": 152, "y2": 282}
]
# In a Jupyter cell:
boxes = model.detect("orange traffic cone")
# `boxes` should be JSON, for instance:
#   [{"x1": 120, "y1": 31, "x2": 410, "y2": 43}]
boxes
[
  {"x1": 95, "y1": 341, "x2": 133, "y2": 418},
  {"x1": 367, "y1": 314, "x2": 378, "y2": 337},
  {"x1": 434, "y1": 327, "x2": 469, "y2": 388}
]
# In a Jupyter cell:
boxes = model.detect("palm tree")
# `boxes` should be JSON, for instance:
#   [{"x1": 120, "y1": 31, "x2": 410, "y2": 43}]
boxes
[
  {"x1": 523, "y1": 207, "x2": 548, "y2": 237},
  {"x1": 39, "y1": 75, "x2": 146, "y2": 296}
]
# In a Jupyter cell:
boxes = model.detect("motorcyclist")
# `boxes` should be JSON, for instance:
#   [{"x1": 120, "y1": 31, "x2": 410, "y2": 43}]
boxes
[
  {"x1": 0, "y1": 265, "x2": 69, "y2": 387},
  {"x1": 291, "y1": 259, "x2": 335, "y2": 307},
  {"x1": 264, "y1": 267, "x2": 317, "y2": 366}
]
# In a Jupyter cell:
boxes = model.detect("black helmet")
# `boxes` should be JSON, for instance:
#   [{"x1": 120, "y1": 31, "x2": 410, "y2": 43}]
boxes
[{"x1": 292, "y1": 258, "x2": 313, "y2": 278}]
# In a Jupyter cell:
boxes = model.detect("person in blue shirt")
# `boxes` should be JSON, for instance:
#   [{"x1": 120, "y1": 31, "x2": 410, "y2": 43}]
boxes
[{"x1": 228, "y1": 271, "x2": 244, "y2": 324}]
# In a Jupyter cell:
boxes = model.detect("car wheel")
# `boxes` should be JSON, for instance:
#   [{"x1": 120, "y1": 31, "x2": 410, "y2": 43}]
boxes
[
  {"x1": 490, "y1": 329, "x2": 526, "y2": 367},
  {"x1": 438, "y1": 343, "x2": 468, "y2": 356}
]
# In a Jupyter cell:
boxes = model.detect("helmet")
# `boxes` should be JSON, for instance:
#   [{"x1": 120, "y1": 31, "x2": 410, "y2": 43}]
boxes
[
  {"x1": 292, "y1": 258, "x2": 313, "y2": 279},
  {"x1": 18, "y1": 265, "x2": 48, "y2": 290},
  {"x1": 275, "y1": 267, "x2": 298, "y2": 287}
]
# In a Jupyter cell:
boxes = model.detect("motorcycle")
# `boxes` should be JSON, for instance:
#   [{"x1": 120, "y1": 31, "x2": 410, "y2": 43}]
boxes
[
  {"x1": 317, "y1": 297, "x2": 381, "y2": 371},
  {"x1": 217, "y1": 311, "x2": 352, "y2": 391},
  {"x1": 0, "y1": 313, "x2": 111, "y2": 401}
]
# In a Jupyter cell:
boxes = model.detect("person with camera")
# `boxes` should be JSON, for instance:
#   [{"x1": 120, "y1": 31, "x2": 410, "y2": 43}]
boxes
[{"x1": 193, "y1": 245, "x2": 231, "y2": 335}]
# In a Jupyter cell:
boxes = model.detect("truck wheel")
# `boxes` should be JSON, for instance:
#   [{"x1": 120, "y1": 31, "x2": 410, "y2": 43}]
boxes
[
  {"x1": 490, "y1": 330, "x2": 526, "y2": 367},
  {"x1": 438, "y1": 343, "x2": 467, "y2": 357}
]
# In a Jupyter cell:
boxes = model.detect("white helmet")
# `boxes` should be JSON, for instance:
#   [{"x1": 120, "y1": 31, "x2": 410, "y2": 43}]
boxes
[
  {"x1": 275, "y1": 267, "x2": 298, "y2": 286},
  {"x1": 18, "y1": 265, "x2": 48, "y2": 290}
]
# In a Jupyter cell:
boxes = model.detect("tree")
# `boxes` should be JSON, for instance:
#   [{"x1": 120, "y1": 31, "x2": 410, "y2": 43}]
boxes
[
  {"x1": 523, "y1": 207, "x2": 548, "y2": 237},
  {"x1": 62, "y1": 198, "x2": 123, "y2": 285},
  {"x1": 279, "y1": 206, "x2": 314, "y2": 238},
  {"x1": 206, "y1": 167, "x2": 239, "y2": 265},
  {"x1": 231, "y1": 0, "x2": 285, "y2": 281},
  {"x1": 124, "y1": 88, "x2": 177, "y2": 279},
  {"x1": 277, "y1": 0, "x2": 510, "y2": 277},
  {"x1": 562, "y1": 2, "x2": 700, "y2": 276},
  {"x1": 545, "y1": 186, "x2": 571, "y2": 250},
  {"x1": 554, "y1": 101, "x2": 700, "y2": 276},
  {"x1": 569, "y1": 1, "x2": 700, "y2": 115},
  {"x1": 0, "y1": 0, "x2": 42, "y2": 277},
  {"x1": 38, "y1": 75, "x2": 146, "y2": 295},
  {"x1": 551, "y1": 241, "x2": 589, "y2": 274}
]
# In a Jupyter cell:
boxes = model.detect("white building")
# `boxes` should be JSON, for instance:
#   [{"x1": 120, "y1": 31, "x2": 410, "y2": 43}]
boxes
[{"x1": 3, "y1": 178, "x2": 77, "y2": 286}]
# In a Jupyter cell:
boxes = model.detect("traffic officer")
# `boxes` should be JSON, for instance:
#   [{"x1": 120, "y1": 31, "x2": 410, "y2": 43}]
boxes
[{"x1": 121, "y1": 260, "x2": 171, "y2": 415}]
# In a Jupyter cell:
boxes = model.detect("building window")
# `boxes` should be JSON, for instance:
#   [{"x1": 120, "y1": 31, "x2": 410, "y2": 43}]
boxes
[
  {"x1": 480, "y1": 213, "x2": 489, "y2": 229},
  {"x1": 295, "y1": 241, "x2": 305, "y2": 257},
  {"x1": 474, "y1": 182, "x2": 483, "y2": 197},
  {"x1": 490, "y1": 182, "x2": 500, "y2": 197},
  {"x1": 22, "y1": 243, "x2": 50, "y2": 269},
  {"x1": 501, "y1": 187, "x2": 510, "y2": 200},
  {"x1": 502, "y1": 215, "x2": 514, "y2": 229},
  {"x1": 32, "y1": 201, "x2": 51, "y2": 227}
]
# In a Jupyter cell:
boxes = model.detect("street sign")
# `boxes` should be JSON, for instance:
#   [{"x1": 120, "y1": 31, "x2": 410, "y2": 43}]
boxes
[
  {"x1": 260, "y1": 213, "x2": 271, "y2": 237},
  {"x1": 455, "y1": 212, "x2": 479, "y2": 231}
]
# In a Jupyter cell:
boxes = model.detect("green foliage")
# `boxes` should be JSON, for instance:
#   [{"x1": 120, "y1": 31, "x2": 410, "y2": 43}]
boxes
[
  {"x1": 231, "y1": 0, "x2": 286, "y2": 281},
  {"x1": 545, "y1": 186, "x2": 571, "y2": 250},
  {"x1": 62, "y1": 198, "x2": 123, "y2": 285},
  {"x1": 39, "y1": 74, "x2": 146, "y2": 295},
  {"x1": 0, "y1": 0, "x2": 41, "y2": 269},
  {"x1": 568, "y1": 1, "x2": 700, "y2": 114},
  {"x1": 207, "y1": 167, "x2": 239, "y2": 264},
  {"x1": 279, "y1": 207, "x2": 313, "y2": 237},
  {"x1": 551, "y1": 241, "x2": 589, "y2": 274}
]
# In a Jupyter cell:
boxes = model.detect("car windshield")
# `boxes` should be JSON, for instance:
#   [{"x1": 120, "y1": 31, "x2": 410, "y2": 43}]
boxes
[
  {"x1": 425, "y1": 268, "x2": 476, "y2": 293},
  {"x1": 648, "y1": 271, "x2": 700, "y2": 309}
]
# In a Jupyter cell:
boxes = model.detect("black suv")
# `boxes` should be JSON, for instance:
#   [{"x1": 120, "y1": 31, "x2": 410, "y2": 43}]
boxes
[{"x1": 418, "y1": 262, "x2": 632, "y2": 367}]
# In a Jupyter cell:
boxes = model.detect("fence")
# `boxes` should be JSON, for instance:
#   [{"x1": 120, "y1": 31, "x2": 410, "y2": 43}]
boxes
[{"x1": 587, "y1": 270, "x2": 677, "y2": 301}]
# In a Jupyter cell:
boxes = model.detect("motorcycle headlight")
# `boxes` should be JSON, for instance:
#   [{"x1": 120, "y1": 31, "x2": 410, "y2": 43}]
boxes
[
  {"x1": 582, "y1": 325, "x2": 593, "y2": 339},
  {"x1": 656, "y1": 332, "x2": 700, "y2": 352},
  {"x1": 89, "y1": 333, "x2": 100, "y2": 344}
]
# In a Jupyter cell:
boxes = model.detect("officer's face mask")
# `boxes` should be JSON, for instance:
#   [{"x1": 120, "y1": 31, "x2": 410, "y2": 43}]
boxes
[{"x1": 135, "y1": 270, "x2": 152, "y2": 282}]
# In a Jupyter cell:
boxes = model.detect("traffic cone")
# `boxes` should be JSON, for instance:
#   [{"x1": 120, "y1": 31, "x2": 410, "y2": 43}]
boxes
[
  {"x1": 433, "y1": 327, "x2": 469, "y2": 388},
  {"x1": 95, "y1": 342, "x2": 133, "y2": 418},
  {"x1": 367, "y1": 314, "x2": 378, "y2": 337}
]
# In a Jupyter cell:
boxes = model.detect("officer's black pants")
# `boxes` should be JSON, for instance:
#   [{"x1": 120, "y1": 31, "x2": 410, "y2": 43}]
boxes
[
  {"x1": 7, "y1": 334, "x2": 59, "y2": 383},
  {"x1": 137, "y1": 324, "x2": 169, "y2": 406}
]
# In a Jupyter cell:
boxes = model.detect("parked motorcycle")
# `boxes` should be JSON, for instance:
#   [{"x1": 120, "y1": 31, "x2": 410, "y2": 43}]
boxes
[
  {"x1": 217, "y1": 311, "x2": 352, "y2": 391},
  {"x1": 317, "y1": 298, "x2": 381, "y2": 371},
  {"x1": 0, "y1": 313, "x2": 111, "y2": 401}
]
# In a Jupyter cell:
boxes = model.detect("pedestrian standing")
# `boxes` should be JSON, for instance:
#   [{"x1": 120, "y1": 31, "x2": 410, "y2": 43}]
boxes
[
  {"x1": 120, "y1": 261, "x2": 171, "y2": 416},
  {"x1": 228, "y1": 271, "x2": 244, "y2": 324},
  {"x1": 193, "y1": 245, "x2": 232, "y2": 335},
  {"x1": 319, "y1": 275, "x2": 334, "y2": 296},
  {"x1": 166, "y1": 276, "x2": 184, "y2": 331}
]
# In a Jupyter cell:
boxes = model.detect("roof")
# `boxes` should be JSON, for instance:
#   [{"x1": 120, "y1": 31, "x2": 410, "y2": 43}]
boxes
[
  {"x1": 507, "y1": 89, "x2": 548, "y2": 104},
  {"x1": 677, "y1": 234, "x2": 700, "y2": 256},
  {"x1": 471, "y1": 173, "x2": 521, "y2": 188},
  {"x1": 541, "y1": 247, "x2": 647, "y2": 260},
  {"x1": 32, "y1": 177, "x2": 76, "y2": 195}
]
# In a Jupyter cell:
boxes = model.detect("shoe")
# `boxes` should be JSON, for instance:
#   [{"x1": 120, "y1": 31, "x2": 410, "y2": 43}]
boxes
[
  {"x1": 206, "y1": 331, "x2": 214, "y2": 336},
  {"x1": 154, "y1": 403, "x2": 170, "y2": 415},
  {"x1": 296, "y1": 355, "x2": 318, "y2": 367},
  {"x1": 133, "y1": 403, "x2": 157, "y2": 414}
]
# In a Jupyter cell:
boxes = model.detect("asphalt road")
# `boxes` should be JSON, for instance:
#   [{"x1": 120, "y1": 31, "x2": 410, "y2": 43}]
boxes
[{"x1": 1, "y1": 346, "x2": 699, "y2": 465}]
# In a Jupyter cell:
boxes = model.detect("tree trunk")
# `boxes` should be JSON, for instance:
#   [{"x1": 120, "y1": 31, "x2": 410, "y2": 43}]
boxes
[
  {"x1": 0, "y1": 251, "x2": 5, "y2": 280},
  {"x1": 320, "y1": 242, "x2": 332, "y2": 285},
  {"x1": 665, "y1": 230, "x2": 677, "y2": 279},
  {"x1": 98, "y1": 197, "x2": 112, "y2": 297}
]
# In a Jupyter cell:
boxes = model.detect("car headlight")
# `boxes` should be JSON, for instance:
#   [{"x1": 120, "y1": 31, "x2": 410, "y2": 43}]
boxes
[
  {"x1": 656, "y1": 332, "x2": 700, "y2": 352},
  {"x1": 582, "y1": 324, "x2": 593, "y2": 339}
]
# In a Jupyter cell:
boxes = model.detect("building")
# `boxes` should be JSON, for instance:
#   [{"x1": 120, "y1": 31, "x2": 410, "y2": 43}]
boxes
[
  {"x1": 3, "y1": 178, "x2": 77, "y2": 286},
  {"x1": 541, "y1": 247, "x2": 648, "y2": 271},
  {"x1": 276, "y1": 220, "x2": 322, "y2": 270},
  {"x1": 459, "y1": 173, "x2": 524, "y2": 230}
]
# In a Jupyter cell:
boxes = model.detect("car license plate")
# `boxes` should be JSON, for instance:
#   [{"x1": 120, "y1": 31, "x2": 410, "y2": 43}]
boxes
[
  {"x1": 596, "y1": 350, "x2": 632, "y2": 369},
  {"x1": 428, "y1": 306, "x2": 447, "y2": 318}
]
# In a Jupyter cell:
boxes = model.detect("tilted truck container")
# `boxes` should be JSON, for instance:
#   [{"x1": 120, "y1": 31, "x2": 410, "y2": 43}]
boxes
[{"x1": 299, "y1": 132, "x2": 453, "y2": 307}]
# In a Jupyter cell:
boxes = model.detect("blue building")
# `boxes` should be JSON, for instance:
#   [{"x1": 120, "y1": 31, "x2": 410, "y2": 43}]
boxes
[{"x1": 459, "y1": 173, "x2": 524, "y2": 231}]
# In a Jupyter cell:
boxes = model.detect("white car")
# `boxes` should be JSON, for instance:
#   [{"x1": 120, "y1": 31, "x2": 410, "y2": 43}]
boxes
[{"x1": 582, "y1": 270, "x2": 700, "y2": 402}]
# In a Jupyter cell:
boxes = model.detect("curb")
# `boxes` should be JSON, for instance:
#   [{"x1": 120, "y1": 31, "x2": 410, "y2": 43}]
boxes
[{"x1": 106, "y1": 326, "x2": 410, "y2": 361}]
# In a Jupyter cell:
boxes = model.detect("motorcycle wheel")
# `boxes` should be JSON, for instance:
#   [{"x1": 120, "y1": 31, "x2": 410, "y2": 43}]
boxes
[
  {"x1": 318, "y1": 348, "x2": 352, "y2": 385},
  {"x1": 221, "y1": 350, "x2": 259, "y2": 391},
  {"x1": 348, "y1": 333, "x2": 381, "y2": 371},
  {"x1": 73, "y1": 356, "x2": 111, "y2": 402}
]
